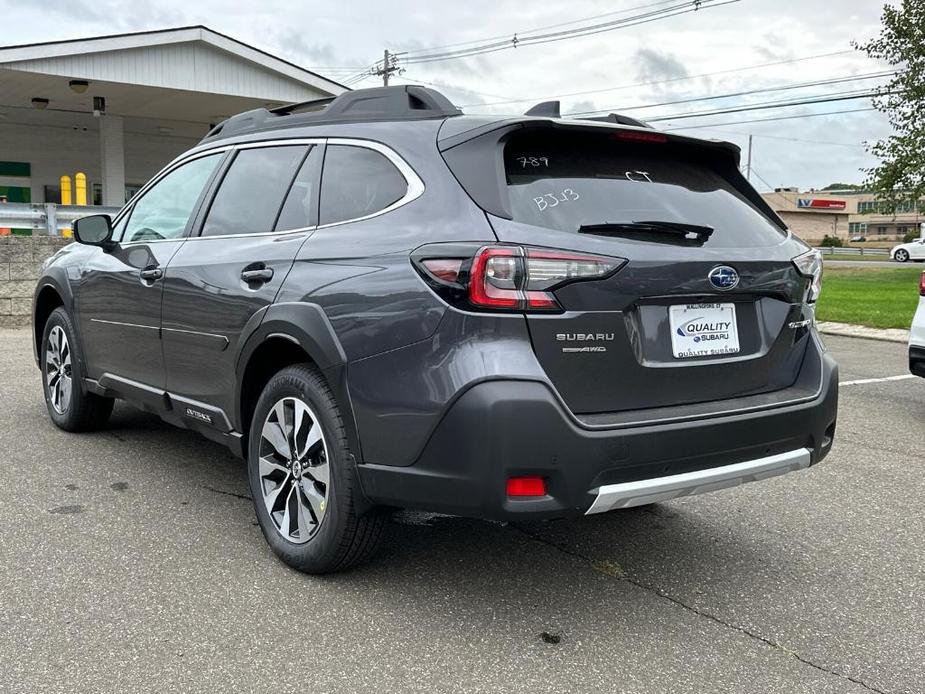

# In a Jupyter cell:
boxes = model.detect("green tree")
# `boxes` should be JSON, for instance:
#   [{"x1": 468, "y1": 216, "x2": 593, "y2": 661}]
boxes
[
  {"x1": 856, "y1": 1, "x2": 925, "y2": 209},
  {"x1": 820, "y1": 182, "x2": 866, "y2": 191}
]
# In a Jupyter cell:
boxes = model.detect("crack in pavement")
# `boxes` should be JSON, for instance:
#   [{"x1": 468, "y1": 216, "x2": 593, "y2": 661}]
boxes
[
  {"x1": 202, "y1": 485, "x2": 252, "y2": 501},
  {"x1": 512, "y1": 525, "x2": 889, "y2": 694}
]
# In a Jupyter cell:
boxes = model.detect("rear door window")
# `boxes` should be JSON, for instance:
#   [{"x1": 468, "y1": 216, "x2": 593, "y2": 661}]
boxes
[
  {"x1": 319, "y1": 145, "x2": 407, "y2": 225},
  {"x1": 276, "y1": 146, "x2": 323, "y2": 231},
  {"x1": 504, "y1": 131, "x2": 786, "y2": 248},
  {"x1": 200, "y1": 145, "x2": 308, "y2": 237}
]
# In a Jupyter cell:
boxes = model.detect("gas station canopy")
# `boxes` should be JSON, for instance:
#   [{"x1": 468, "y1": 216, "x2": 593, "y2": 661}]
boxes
[{"x1": 0, "y1": 26, "x2": 346, "y2": 206}]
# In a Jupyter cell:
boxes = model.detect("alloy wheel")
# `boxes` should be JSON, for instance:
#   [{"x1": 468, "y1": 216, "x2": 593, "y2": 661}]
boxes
[
  {"x1": 897, "y1": 250, "x2": 909, "y2": 262},
  {"x1": 45, "y1": 326, "x2": 72, "y2": 414},
  {"x1": 258, "y1": 397, "x2": 330, "y2": 544}
]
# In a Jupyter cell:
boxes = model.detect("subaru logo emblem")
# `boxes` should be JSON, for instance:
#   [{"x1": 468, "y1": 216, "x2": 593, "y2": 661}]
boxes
[{"x1": 708, "y1": 265, "x2": 739, "y2": 290}]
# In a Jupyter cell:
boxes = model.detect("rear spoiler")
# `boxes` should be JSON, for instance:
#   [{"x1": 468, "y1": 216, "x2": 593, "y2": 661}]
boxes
[{"x1": 437, "y1": 118, "x2": 787, "y2": 232}]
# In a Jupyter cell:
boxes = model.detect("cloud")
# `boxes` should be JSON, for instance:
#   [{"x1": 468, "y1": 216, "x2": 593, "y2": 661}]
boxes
[
  {"x1": 0, "y1": 0, "x2": 892, "y2": 189},
  {"x1": 634, "y1": 48, "x2": 689, "y2": 83}
]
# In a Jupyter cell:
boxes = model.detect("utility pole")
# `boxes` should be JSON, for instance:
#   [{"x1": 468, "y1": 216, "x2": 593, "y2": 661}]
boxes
[
  {"x1": 373, "y1": 49, "x2": 401, "y2": 86},
  {"x1": 745, "y1": 133, "x2": 753, "y2": 181}
]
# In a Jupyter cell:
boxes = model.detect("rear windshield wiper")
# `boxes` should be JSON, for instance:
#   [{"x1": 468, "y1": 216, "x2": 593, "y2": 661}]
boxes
[{"x1": 577, "y1": 221, "x2": 715, "y2": 240}]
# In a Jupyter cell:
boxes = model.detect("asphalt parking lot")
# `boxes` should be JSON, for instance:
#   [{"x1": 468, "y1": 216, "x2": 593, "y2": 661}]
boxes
[{"x1": 1, "y1": 329, "x2": 923, "y2": 694}]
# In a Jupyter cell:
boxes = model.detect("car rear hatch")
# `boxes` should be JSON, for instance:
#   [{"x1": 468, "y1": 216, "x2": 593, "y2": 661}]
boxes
[{"x1": 439, "y1": 120, "x2": 815, "y2": 415}]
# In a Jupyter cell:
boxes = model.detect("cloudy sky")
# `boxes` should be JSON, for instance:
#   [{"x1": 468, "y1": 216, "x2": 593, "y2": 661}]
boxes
[{"x1": 2, "y1": 0, "x2": 895, "y2": 191}]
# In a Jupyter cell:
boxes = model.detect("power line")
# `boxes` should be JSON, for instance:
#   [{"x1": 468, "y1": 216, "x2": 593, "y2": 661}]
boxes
[
  {"x1": 646, "y1": 87, "x2": 884, "y2": 123},
  {"x1": 402, "y1": 0, "x2": 700, "y2": 62},
  {"x1": 401, "y1": 0, "x2": 740, "y2": 66},
  {"x1": 660, "y1": 106, "x2": 878, "y2": 130},
  {"x1": 395, "y1": 0, "x2": 683, "y2": 56},
  {"x1": 563, "y1": 71, "x2": 892, "y2": 116},
  {"x1": 343, "y1": 1, "x2": 734, "y2": 85},
  {"x1": 749, "y1": 167, "x2": 782, "y2": 194},
  {"x1": 683, "y1": 128, "x2": 866, "y2": 147},
  {"x1": 303, "y1": 66, "x2": 370, "y2": 71},
  {"x1": 458, "y1": 49, "x2": 858, "y2": 108}
]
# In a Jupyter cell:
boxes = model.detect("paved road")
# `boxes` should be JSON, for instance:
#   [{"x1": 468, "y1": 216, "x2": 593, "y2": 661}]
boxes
[{"x1": 1, "y1": 329, "x2": 923, "y2": 693}]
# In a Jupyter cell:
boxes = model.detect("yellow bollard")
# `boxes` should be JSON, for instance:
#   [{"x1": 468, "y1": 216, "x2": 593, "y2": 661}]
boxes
[
  {"x1": 60, "y1": 175, "x2": 72, "y2": 206},
  {"x1": 75, "y1": 172, "x2": 87, "y2": 206}
]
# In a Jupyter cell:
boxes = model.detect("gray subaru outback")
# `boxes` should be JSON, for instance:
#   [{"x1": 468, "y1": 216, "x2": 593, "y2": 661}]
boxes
[{"x1": 33, "y1": 86, "x2": 837, "y2": 573}]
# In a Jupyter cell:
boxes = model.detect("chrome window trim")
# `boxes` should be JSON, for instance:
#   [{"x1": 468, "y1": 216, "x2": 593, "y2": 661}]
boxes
[
  {"x1": 119, "y1": 137, "x2": 423, "y2": 245},
  {"x1": 314, "y1": 138, "x2": 425, "y2": 230},
  {"x1": 180, "y1": 227, "x2": 315, "y2": 242}
]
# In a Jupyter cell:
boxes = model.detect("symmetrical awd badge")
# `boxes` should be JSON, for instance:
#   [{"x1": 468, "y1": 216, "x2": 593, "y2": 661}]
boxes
[{"x1": 708, "y1": 265, "x2": 740, "y2": 290}]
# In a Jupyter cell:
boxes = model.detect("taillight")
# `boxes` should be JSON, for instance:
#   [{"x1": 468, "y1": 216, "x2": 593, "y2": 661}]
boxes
[
  {"x1": 420, "y1": 258, "x2": 463, "y2": 283},
  {"x1": 792, "y1": 249, "x2": 823, "y2": 303},
  {"x1": 417, "y1": 245, "x2": 624, "y2": 312},
  {"x1": 469, "y1": 247, "x2": 523, "y2": 308},
  {"x1": 920, "y1": 271, "x2": 925, "y2": 297}
]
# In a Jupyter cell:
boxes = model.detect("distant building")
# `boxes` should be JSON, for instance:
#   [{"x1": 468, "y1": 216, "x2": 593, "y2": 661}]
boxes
[
  {"x1": 760, "y1": 188, "x2": 925, "y2": 242},
  {"x1": 0, "y1": 26, "x2": 345, "y2": 207}
]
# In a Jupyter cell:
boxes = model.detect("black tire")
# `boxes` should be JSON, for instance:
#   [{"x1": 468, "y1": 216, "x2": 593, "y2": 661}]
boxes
[
  {"x1": 41, "y1": 307, "x2": 114, "y2": 431},
  {"x1": 895, "y1": 249, "x2": 909, "y2": 262},
  {"x1": 247, "y1": 363, "x2": 385, "y2": 574}
]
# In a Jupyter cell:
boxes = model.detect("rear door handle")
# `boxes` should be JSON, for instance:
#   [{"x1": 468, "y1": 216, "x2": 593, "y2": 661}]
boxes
[
  {"x1": 140, "y1": 267, "x2": 163, "y2": 281},
  {"x1": 241, "y1": 266, "x2": 274, "y2": 283}
]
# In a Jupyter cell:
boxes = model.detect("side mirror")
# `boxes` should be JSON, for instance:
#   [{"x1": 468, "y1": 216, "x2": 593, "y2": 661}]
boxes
[{"x1": 72, "y1": 214, "x2": 114, "y2": 249}]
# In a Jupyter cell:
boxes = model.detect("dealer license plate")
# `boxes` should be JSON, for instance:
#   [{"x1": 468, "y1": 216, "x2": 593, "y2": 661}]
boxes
[{"x1": 669, "y1": 303, "x2": 740, "y2": 359}]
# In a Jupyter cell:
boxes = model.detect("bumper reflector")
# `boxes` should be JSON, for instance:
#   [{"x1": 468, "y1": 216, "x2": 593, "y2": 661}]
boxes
[{"x1": 506, "y1": 476, "x2": 547, "y2": 498}]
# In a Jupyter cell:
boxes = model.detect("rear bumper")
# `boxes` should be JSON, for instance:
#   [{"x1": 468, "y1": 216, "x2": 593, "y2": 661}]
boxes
[
  {"x1": 585, "y1": 448, "x2": 810, "y2": 513},
  {"x1": 357, "y1": 350, "x2": 839, "y2": 520},
  {"x1": 910, "y1": 345, "x2": 925, "y2": 378}
]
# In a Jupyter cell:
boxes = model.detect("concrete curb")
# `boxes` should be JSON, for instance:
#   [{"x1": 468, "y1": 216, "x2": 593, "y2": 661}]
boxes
[{"x1": 817, "y1": 321, "x2": 909, "y2": 344}]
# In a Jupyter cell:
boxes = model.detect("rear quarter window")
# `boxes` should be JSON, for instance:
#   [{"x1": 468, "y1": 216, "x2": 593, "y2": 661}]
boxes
[
  {"x1": 503, "y1": 131, "x2": 786, "y2": 248},
  {"x1": 319, "y1": 145, "x2": 408, "y2": 225}
]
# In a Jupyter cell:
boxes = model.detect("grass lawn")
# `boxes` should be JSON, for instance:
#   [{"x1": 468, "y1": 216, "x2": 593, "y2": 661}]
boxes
[
  {"x1": 822, "y1": 254, "x2": 893, "y2": 262},
  {"x1": 815, "y1": 266, "x2": 922, "y2": 329}
]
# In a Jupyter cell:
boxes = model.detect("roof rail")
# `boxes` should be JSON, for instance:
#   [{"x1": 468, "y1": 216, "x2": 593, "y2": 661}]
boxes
[
  {"x1": 201, "y1": 85, "x2": 462, "y2": 143},
  {"x1": 270, "y1": 96, "x2": 337, "y2": 116}
]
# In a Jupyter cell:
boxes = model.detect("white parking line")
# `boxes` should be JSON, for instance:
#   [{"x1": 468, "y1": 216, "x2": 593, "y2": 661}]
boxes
[{"x1": 839, "y1": 374, "x2": 917, "y2": 386}]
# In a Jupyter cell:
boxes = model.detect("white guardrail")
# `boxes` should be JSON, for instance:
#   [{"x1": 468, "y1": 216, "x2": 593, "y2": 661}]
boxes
[
  {"x1": 814, "y1": 246, "x2": 891, "y2": 257},
  {"x1": 0, "y1": 202, "x2": 120, "y2": 236}
]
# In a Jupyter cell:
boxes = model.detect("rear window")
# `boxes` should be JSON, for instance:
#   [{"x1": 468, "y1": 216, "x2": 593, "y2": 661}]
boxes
[{"x1": 503, "y1": 131, "x2": 785, "y2": 247}]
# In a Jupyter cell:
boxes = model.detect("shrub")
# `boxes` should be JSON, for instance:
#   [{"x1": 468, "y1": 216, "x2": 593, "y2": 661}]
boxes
[
  {"x1": 903, "y1": 230, "x2": 920, "y2": 243},
  {"x1": 820, "y1": 235, "x2": 844, "y2": 247}
]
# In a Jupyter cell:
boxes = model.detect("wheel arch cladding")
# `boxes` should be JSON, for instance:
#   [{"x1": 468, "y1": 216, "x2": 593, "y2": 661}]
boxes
[
  {"x1": 33, "y1": 281, "x2": 68, "y2": 365},
  {"x1": 235, "y1": 302, "x2": 358, "y2": 458}
]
